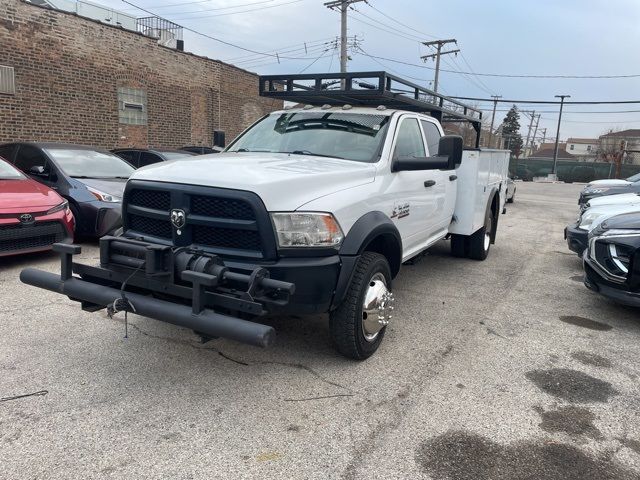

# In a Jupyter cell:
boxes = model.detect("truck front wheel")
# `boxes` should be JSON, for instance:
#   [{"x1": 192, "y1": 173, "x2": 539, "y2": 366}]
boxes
[{"x1": 330, "y1": 252, "x2": 394, "y2": 360}]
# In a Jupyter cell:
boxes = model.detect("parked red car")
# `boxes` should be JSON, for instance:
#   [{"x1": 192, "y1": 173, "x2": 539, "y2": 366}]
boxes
[{"x1": 0, "y1": 157, "x2": 74, "y2": 257}]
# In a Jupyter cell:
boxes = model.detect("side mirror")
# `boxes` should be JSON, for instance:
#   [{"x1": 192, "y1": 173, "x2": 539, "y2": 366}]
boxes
[
  {"x1": 29, "y1": 165, "x2": 47, "y2": 176},
  {"x1": 438, "y1": 135, "x2": 463, "y2": 169},
  {"x1": 213, "y1": 130, "x2": 226, "y2": 148}
]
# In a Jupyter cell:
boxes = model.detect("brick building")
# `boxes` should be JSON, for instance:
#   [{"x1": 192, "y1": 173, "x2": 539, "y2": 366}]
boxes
[{"x1": 0, "y1": 0, "x2": 281, "y2": 149}]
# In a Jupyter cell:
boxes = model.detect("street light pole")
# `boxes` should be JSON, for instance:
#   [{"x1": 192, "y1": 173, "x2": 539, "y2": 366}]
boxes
[{"x1": 552, "y1": 94, "x2": 570, "y2": 178}]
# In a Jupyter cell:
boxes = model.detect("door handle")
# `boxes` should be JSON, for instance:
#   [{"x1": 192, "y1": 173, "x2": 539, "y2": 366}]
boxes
[
  {"x1": 424, "y1": 180, "x2": 436, "y2": 188},
  {"x1": 449, "y1": 175, "x2": 457, "y2": 181}
]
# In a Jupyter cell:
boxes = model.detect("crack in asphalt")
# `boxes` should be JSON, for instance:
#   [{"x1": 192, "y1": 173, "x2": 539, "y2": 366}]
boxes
[
  {"x1": 125, "y1": 321, "x2": 353, "y2": 393},
  {"x1": 1, "y1": 390, "x2": 48, "y2": 403}
]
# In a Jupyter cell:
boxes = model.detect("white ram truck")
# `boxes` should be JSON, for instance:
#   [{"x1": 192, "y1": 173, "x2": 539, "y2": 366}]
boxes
[{"x1": 21, "y1": 72, "x2": 510, "y2": 359}]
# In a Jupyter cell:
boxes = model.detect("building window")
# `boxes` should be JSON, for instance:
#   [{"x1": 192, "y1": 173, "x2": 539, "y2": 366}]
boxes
[
  {"x1": 0, "y1": 65, "x2": 16, "y2": 95},
  {"x1": 118, "y1": 87, "x2": 147, "y2": 125},
  {"x1": 570, "y1": 144, "x2": 574, "y2": 150}
]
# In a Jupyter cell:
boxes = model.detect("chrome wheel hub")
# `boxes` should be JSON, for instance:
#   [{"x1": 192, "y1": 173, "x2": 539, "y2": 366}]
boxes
[{"x1": 362, "y1": 273, "x2": 395, "y2": 342}]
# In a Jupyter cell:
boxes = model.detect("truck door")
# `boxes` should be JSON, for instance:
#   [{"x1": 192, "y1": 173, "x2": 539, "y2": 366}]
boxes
[
  {"x1": 379, "y1": 116, "x2": 437, "y2": 257},
  {"x1": 420, "y1": 119, "x2": 456, "y2": 230}
]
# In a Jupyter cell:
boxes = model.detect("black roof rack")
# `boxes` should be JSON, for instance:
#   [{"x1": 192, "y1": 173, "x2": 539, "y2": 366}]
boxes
[{"x1": 259, "y1": 71, "x2": 482, "y2": 147}]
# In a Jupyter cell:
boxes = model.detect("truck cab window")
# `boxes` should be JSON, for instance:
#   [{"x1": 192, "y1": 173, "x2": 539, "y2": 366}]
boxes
[
  {"x1": 420, "y1": 120, "x2": 442, "y2": 156},
  {"x1": 393, "y1": 118, "x2": 426, "y2": 159}
]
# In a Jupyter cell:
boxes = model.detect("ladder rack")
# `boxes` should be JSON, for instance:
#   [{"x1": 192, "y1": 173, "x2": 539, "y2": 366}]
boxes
[{"x1": 259, "y1": 71, "x2": 483, "y2": 147}]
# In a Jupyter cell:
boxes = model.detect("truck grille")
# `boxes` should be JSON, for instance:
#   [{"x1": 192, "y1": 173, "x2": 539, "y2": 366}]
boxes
[
  {"x1": 0, "y1": 221, "x2": 66, "y2": 253},
  {"x1": 124, "y1": 182, "x2": 276, "y2": 260}
]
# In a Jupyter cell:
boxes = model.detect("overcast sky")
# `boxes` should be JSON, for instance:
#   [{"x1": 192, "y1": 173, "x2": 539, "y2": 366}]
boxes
[{"x1": 94, "y1": 0, "x2": 640, "y2": 141}]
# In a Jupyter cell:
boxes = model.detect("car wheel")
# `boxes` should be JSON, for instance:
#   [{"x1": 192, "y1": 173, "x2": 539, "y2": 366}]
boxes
[
  {"x1": 469, "y1": 210, "x2": 493, "y2": 261},
  {"x1": 329, "y1": 252, "x2": 394, "y2": 360}
]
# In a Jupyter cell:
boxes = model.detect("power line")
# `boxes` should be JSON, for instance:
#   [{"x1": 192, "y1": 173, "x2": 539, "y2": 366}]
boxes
[
  {"x1": 170, "y1": 0, "x2": 305, "y2": 20},
  {"x1": 450, "y1": 96, "x2": 640, "y2": 105},
  {"x1": 123, "y1": 0, "x2": 278, "y2": 11},
  {"x1": 364, "y1": 1, "x2": 438, "y2": 39},
  {"x1": 351, "y1": 8, "x2": 423, "y2": 42},
  {"x1": 120, "y1": 0, "x2": 318, "y2": 59},
  {"x1": 225, "y1": 37, "x2": 336, "y2": 63},
  {"x1": 348, "y1": 52, "x2": 640, "y2": 79},
  {"x1": 349, "y1": 12, "x2": 422, "y2": 43}
]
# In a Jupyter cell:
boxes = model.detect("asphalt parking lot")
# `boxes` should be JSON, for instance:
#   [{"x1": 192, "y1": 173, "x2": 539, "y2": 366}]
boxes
[{"x1": 1, "y1": 182, "x2": 640, "y2": 479}]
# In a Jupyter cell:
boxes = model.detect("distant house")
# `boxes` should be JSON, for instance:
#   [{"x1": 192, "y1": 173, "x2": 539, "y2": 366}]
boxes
[
  {"x1": 531, "y1": 143, "x2": 575, "y2": 159},
  {"x1": 566, "y1": 138, "x2": 598, "y2": 158},
  {"x1": 599, "y1": 130, "x2": 640, "y2": 165}
]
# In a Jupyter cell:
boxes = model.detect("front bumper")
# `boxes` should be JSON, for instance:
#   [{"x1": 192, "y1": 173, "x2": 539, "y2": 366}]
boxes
[
  {"x1": 20, "y1": 236, "x2": 353, "y2": 347},
  {"x1": 76, "y1": 201, "x2": 122, "y2": 237},
  {"x1": 0, "y1": 213, "x2": 73, "y2": 257},
  {"x1": 583, "y1": 253, "x2": 640, "y2": 307},
  {"x1": 564, "y1": 223, "x2": 588, "y2": 255}
]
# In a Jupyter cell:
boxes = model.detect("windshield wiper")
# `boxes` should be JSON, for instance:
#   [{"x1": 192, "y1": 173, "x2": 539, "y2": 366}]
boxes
[
  {"x1": 282, "y1": 150, "x2": 344, "y2": 159},
  {"x1": 233, "y1": 148, "x2": 274, "y2": 153}
]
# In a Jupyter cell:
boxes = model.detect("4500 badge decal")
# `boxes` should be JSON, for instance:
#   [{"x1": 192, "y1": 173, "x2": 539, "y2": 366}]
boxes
[{"x1": 391, "y1": 202, "x2": 410, "y2": 219}]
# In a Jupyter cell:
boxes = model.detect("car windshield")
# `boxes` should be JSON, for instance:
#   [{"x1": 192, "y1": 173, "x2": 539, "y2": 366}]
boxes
[
  {"x1": 626, "y1": 172, "x2": 640, "y2": 182},
  {"x1": 45, "y1": 148, "x2": 135, "y2": 178},
  {"x1": 159, "y1": 151, "x2": 196, "y2": 160},
  {"x1": 226, "y1": 111, "x2": 391, "y2": 163},
  {"x1": 0, "y1": 160, "x2": 24, "y2": 180}
]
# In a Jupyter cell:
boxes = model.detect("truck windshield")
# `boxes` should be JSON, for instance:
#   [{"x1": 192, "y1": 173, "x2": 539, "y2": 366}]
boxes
[{"x1": 227, "y1": 112, "x2": 390, "y2": 163}]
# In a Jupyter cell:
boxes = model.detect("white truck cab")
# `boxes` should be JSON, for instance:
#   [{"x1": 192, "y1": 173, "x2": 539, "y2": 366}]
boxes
[{"x1": 21, "y1": 72, "x2": 510, "y2": 360}]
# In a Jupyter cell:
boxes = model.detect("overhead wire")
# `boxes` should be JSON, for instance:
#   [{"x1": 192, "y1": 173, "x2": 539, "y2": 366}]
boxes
[
  {"x1": 121, "y1": 0, "x2": 319, "y2": 59},
  {"x1": 169, "y1": 0, "x2": 306, "y2": 20}
]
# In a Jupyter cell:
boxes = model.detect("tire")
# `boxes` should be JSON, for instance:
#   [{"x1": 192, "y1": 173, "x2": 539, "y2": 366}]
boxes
[
  {"x1": 469, "y1": 211, "x2": 493, "y2": 261},
  {"x1": 69, "y1": 202, "x2": 83, "y2": 238},
  {"x1": 329, "y1": 252, "x2": 393, "y2": 360},
  {"x1": 450, "y1": 234, "x2": 469, "y2": 257},
  {"x1": 507, "y1": 189, "x2": 515, "y2": 203}
]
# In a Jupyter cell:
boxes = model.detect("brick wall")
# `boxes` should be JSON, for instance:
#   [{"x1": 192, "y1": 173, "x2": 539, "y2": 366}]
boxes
[{"x1": 0, "y1": 0, "x2": 281, "y2": 149}]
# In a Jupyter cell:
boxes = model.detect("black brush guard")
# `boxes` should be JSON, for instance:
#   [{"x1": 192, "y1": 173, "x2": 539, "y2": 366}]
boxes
[{"x1": 20, "y1": 237, "x2": 296, "y2": 348}]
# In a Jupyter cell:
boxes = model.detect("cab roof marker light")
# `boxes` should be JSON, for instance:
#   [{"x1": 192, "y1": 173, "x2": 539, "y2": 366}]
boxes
[
  {"x1": 303, "y1": 104, "x2": 314, "y2": 110},
  {"x1": 376, "y1": 105, "x2": 387, "y2": 110},
  {"x1": 342, "y1": 104, "x2": 353, "y2": 110},
  {"x1": 321, "y1": 104, "x2": 332, "y2": 110}
]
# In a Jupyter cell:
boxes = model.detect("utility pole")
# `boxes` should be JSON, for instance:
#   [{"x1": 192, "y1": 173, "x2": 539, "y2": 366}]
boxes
[
  {"x1": 540, "y1": 128, "x2": 547, "y2": 146},
  {"x1": 524, "y1": 111, "x2": 535, "y2": 157},
  {"x1": 530, "y1": 114, "x2": 541, "y2": 154},
  {"x1": 488, "y1": 95, "x2": 502, "y2": 148},
  {"x1": 552, "y1": 94, "x2": 571, "y2": 177},
  {"x1": 421, "y1": 39, "x2": 459, "y2": 93},
  {"x1": 324, "y1": 0, "x2": 365, "y2": 74}
]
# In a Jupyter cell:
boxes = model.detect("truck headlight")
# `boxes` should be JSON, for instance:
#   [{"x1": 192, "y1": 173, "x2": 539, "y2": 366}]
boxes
[
  {"x1": 46, "y1": 199, "x2": 69, "y2": 214},
  {"x1": 88, "y1": 186, "x2": 120, "y2": 203},
  {"x1": 271, "y1": 212, "x2": 344, "y2": 248},
  {"x1": 584, "y1": 188, "x2": 609, "y2": 195}
]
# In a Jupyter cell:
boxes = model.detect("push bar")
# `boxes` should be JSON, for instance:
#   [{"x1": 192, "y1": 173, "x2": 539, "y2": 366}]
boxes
[{"x1": 20, "y1": 268, "x2": 276, "y2": 348}]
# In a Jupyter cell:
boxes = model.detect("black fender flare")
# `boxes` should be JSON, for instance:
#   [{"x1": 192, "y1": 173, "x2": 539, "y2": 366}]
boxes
[
  {"x1": 485, "y1": 187, "x2": 500, "y2": 244},
  {"x1": 331, "y1": 211, "x2": 402, "y2": 309}
]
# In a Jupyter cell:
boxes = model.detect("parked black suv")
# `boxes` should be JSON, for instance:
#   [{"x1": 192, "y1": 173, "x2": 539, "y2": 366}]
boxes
[{"x1": 584, "y1": 211, "x2": 640, "y2": 307}]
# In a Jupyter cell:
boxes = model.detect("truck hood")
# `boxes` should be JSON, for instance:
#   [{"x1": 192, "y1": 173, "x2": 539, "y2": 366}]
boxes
[{"x1": 130, "y1": 152, "x2": 377, "y2": 210}]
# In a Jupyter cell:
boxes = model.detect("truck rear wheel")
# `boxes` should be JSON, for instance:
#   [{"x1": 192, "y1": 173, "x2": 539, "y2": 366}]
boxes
[
  {"x1": 329, "y1": 252, "x2": 394, "y2": 360},
  {"x1": 468, "y1": 213, "x2": 493, "y2": 261}
]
